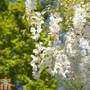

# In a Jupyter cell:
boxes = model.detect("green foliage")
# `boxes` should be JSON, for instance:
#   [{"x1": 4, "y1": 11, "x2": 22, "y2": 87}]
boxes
[
  {"x1": 24, "y1": 71, "x2": 57, "y2": 90},
  {"x1": 0, "y1": 0, "x2": 35, "y2": 80}
]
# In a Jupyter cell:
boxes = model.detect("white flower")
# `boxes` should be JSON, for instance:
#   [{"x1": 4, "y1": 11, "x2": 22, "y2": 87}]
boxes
[
  {"x1": 33, "y1": 49, "x2": 40, "y2": 55},
  {"x1": 36, "y1": 42, "x2": 44, "y2": 51},
  {"x1": 79, "y1": 37, "x2": 89, "y2": 49},
  {"x1": 25, "y1": 0, "x2": 36, "y2": 13},
  {"x1": 29, "y1": 12, "x2": 44, "y2": 40},
  {"x1": 37, "y1": 26, "x2": 43, "y2": 33},
  {"x1": 31, "y1": 55, "x2": 40, "y2": 62},
  {"x1": 31, "y1": 64, "x2": 37, "y2": 71},
  {"x1": 79, "y1": 37, "x2": 90, "y2": 56},
  {"x1": 73, "y1": 4, "x2": 86, "y2": 29},
  {"x1": 32, "y1": 34, "x2": 40, "y2": 40},
  {"x1": 65, "y1": 31, "x2": 76, "y2": 43},
  {"x1": 52, "y1": 51, "x2": 71, "y2": 78},
  {"x1": 49, "y1": 13, "x2": 62, "y2": 35},
  {"x1": 30, "y1": 27, "x2": 36, "y2": 35},
  {"x1": 49, "y1": 24, "x2": 60, "y2": 34},
  {"x1": 62, "y1": 69, "x2": 70, "y2": 78},
  {"x1": 66, "y1": 43, "x2": 72, "y2": 53}
]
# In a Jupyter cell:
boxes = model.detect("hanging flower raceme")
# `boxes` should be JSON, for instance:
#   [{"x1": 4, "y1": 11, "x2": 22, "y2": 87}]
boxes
[
  {"x1": 31, "y1": 43, "x2": 71, "y2": 79},
  {"x1": 49, "y1": 13, "x2": 62, "y2": 35},
  {"x1": 30, "y1": 12, "x2": 44, "y2": 40},
  {"x1": 65, "y1": 31, "x2": 77, "y2": 56},
  {"x1": 79, "y1": 37, "x2": 90, "y2": 56},
  {"x1": 72, "y1": 3, "x2": 87, "y2": 34},
  {"x1": 25, "y1": 0, "x2": 36, "y2": 14},
  {"x1": 30, "y1": 12, "x2": 72, "y2": 80}
]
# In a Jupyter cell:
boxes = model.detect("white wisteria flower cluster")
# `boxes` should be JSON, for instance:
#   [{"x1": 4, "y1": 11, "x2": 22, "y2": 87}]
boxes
[
  {"x1": 25, "y1": 0, "x2": 36, "y2": 14},
  {"x1": 26, "y1": 1, "x2": 90, "y2": 88},
  {"x1": 30, "y1": 12, "x2": 44, "y2": 40},
  {"x1": 30, "y1": 13, "x2": 72, "y2": 80},
  {"x1": 49, "y1": 13, "x2": 62, "y2": 35},
  {"x1": 31, "y1": 43, "x2": 71, "y2": 80},
  {"x1": 72, "y1": 3, "x2": 88, "y2": 34}
]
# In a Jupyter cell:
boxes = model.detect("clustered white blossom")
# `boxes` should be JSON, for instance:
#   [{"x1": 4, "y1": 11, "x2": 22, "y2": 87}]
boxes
[
  {"x1": 79, "y1": 37, "x2": 90, "y2": 56},
  {"x1": 31, "y1": 43, "x2": 71, "y2": 79},
  {"x1": 73, "y1": 4, "x2": 87, "y2": 34},
  {"x1": 72, "y1": 3, "x2": 90, "y2": 89},
  {"x1": 26, "y1": 1, "x2": 90, "y2": 85},
  {"x1": 65, "y1": 31, "x2": 77, "y2": 56},
  {"x1": 30, "y1": 13, "x2": 72, "y2": 80},
  {"x1": 25, "y1": 0, "x2": 36, "y2": 14},
  {"x1": 72, "y1": 3, "x2": 90, "y2": 58},
  {"x1": 49, "y1": 13, "x2": 62, "y2": 35},
  {"x1": 30, "y1": 12, "x2": 44, "y2": 40}
]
